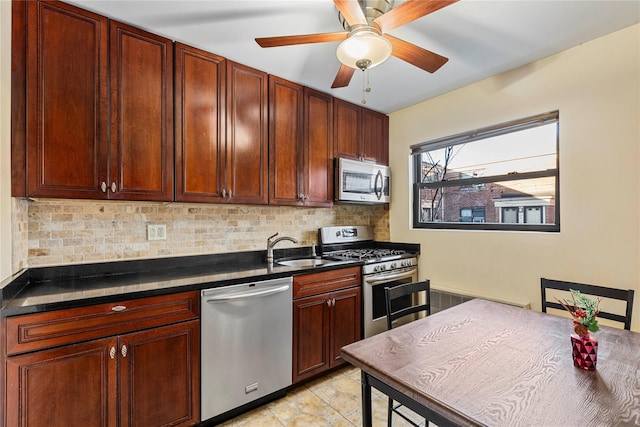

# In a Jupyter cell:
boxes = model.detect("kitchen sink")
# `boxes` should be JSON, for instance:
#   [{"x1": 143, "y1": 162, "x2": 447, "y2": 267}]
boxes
[{"x1": 276, "y1": 258, "x2": 333, "y2": 267}]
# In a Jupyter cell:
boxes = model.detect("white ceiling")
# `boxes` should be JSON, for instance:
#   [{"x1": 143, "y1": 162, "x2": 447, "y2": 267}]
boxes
[{"x1": 68, "y1": 0, "x2": 639, "y2": 114}]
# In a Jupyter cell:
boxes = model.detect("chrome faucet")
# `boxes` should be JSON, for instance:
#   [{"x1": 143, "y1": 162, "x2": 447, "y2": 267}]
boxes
[{"x1": 266, "y1": 232, "x2": 299, "y2": 264}]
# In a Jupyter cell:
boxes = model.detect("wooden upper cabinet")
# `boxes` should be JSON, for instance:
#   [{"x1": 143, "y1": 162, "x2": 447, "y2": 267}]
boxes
[
  {"x1": 303, "y1": 88, "x2": 334, "y2": 207},
  {"x1": 20, "y1": 3, "x2": 174, "y2": 201},
  {"x1": 25, "y1": 1, "x2": 109, "y2": 199},
  {"x1": 109, "y1": 21, "x2": 174, "y2": 201},
  {"x1": 333, "y1": 98, "x2": 361, "y2": 162},
  {"x1": 269, "y1": 76, "x2": 304, "y2": 205},
  {"x1": 361, "y1": 108, "x2": 389, "y2": 165},
  {"x1": 334, "y1": 98, "x2": 389, "y2": 165},
  {"x1": 268, "y1": 79, "x2": 334, "y2": 207},
  {"x1": 225, "y1": 61, "x2": 269, "y2": 204},
  {"x1": 174, "y1": 43, "x2": 226, "y2": 203}
]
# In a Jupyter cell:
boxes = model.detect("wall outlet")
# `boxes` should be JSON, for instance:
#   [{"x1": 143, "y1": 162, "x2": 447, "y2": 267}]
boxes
[{"x1": 147, "y1": 224, "x2": 167, "y2": 241}]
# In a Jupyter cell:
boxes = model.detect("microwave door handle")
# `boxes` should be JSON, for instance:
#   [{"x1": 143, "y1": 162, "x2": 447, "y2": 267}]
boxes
[{"x1": 374, "y1": 170, "x2": 383, "y2": 200}]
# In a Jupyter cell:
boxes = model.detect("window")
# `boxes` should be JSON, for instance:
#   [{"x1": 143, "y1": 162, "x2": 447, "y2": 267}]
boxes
[
  {"x1": 460, "y1": 207, "x2": 486, "y2": 223},
  {"x1": 411, "y1": 111, "x2": 559, "y2": 231}
]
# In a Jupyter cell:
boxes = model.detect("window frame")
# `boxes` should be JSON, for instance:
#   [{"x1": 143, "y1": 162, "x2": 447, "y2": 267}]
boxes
[{"x1": 411, "y1": 111, "x2": 560, "y2": 232}]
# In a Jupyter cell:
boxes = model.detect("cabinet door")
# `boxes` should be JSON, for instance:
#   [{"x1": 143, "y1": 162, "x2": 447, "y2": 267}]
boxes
[
  {"x1": 361, "y1": 108, "x2": 389, "y2": 165},
  {"x1": 119, "y1": 320, "x2": 199, "y2": 427},
  {"x1": 5, "y1": 337, "x2": 118, "y2": 427},
  {"x1": 174, "y1": 43, "x2": 226, "y2": 203},
  {"x1": 303, "y1": 88, "x2": 334, "y2": 207},
  {"x1": 292, "y1": 294, "x2": 330, "y2": 383},
  {"x1": 269, "y1": 76, "x2": 304, "y2": 205},
  {"x1": 225, "y1": 61, "x2": 269, "y2": 204},
  {"x1": 333, "y1": 98, "x2": 361, "y2": 161},
  {"x1": 25, "y1": 1, "x2": 108, "y2": 199},
  {"x1": 109, "y1": 21, "x2": 173, "y2": 201},
  {"x1": 329, "y1": 287, "x2": 362, "y2": 368}
]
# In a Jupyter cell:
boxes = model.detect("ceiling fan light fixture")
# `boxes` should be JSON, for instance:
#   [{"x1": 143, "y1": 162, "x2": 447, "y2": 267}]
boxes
[{"x1": 336, "y1": 29, "x2": 392, "y2": 70}]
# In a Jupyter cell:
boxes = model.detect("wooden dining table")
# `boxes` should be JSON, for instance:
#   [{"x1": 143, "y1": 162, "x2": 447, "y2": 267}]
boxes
[{"x1": 340, "y1": 299, "x2": 640, "y2": 427}]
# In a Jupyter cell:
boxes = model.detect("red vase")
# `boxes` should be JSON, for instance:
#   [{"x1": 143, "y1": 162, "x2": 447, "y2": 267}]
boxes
[{"x1": 571, "y1": 333, "x2": 598, "y2": 370}]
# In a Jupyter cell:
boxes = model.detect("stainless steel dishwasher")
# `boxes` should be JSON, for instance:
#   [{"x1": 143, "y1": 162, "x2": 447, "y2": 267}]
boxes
[{"x1": 200, "y1": 277, "x2": 293, "y2": 421}]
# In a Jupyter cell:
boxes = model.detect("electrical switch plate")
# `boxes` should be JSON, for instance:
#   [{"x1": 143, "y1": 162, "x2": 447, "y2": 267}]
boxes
[{"x1": 147, "y1": 224, "x2": 167, "y2": 241}]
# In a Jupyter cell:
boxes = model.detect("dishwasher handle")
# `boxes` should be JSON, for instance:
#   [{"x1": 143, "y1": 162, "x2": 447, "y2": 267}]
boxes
[{"x1": 205, "y1": 284, "x2": 290, "y2": 303}]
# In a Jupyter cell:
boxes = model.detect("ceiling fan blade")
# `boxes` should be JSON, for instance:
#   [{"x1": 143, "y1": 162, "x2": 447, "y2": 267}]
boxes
[
  {"x1": 334, "y1": 0, "x2": 368, "y2": 27},
  {"x1": 384, "y1": 34, "x2": 448, "y2": 73},
  {"x1": 256, "y1": 32, "x2": 348, "y2": 48},
  {"x1": 331, "y1": 64, "x2": 356, "y2": 88},
  {"x1": 374, "y1": 0, "x2": 459, "y2": 33}
]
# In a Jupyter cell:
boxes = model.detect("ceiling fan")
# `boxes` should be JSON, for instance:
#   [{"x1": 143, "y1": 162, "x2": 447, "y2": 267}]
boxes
[{"x1": 255, "y1": 0, "x2": 459, "y2": 89}]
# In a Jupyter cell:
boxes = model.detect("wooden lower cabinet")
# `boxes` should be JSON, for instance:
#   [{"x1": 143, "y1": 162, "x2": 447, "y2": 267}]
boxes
[
  {"x1": 292, "y1": 267, "x2": 362, "y2": 383},
  {"x1": 120, "y1": 320, "x2": 199, "y2": 427},
  {"x1": 4, "y1": 292, "x2": 200, "y2": 427},
  {"x1": 6, "y1": 337, "x2": 117, "y2": 427}
]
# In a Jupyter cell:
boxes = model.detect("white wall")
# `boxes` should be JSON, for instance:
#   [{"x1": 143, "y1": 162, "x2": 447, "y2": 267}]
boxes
[
  {"x1": 389, "y1": 24, "x2": 640, "y2": 331},
  {"x1": 1, "y1": 0, "x2": 12, "y2": 281}
]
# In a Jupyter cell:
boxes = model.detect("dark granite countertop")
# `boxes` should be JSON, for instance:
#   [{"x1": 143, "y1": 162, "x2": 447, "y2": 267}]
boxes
[{"x1": 0, "y1": 248, "x2": 360, "y2": 317}]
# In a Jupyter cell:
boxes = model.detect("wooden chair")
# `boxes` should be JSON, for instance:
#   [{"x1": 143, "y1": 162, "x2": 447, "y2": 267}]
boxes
[
  {"x1": 384, "y1": 280, "x2": 431, "y2": 427},
  {"x1": 541, "y1": 278, "x2": 634, "y2": 330}
]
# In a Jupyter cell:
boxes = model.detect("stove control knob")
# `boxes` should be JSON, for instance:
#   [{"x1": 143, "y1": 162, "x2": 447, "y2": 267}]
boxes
[{"x1": 390, "y1": 263, "x2": 397, "y2": 269}]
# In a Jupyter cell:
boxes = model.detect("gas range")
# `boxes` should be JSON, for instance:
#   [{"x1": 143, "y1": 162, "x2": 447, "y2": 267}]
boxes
[{"x1": 318, "y1": 226, "x2": 419, "y2": 274}]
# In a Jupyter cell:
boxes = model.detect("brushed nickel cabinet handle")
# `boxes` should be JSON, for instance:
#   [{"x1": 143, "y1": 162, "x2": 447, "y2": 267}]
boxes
[
  {"x1": 111, "y1": 305, "x2": 126, "y2": 312},
  {"x1": 327, "y1": 299, "x2": 331, "y2": 307},
  {"x1": 121, "y1": 345, "x2": 127, "y2": 358},
  {"x1": 228, "y1": 189, "x2": 232, "y2": 198},
  {"x1": 101, "y1": 182, "x2": 107, "y2": 192},
  {"x1": 222, "y1": 189, "x2": 227, "y2": 198},
  {"x1": 111, "y1": 182, "x2": 117, "y2": 192},
  {"x1": 109, "y1": 347, "x2": 116, "y2": 359}
]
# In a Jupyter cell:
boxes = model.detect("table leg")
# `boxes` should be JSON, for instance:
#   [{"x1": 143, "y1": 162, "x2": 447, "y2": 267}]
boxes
[{"x1": 361, "y1": 370, "x2": 373, "y2": 427}]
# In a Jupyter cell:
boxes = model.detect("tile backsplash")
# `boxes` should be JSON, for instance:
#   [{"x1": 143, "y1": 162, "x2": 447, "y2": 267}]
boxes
[{"x1": 15, "y1": 198, "x2": 389, "y2": 268}]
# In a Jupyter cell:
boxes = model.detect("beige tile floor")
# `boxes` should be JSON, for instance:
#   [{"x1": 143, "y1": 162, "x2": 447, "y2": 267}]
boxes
[{"x1": 218, "y1": 366, "x2": 426, "y2": 427}]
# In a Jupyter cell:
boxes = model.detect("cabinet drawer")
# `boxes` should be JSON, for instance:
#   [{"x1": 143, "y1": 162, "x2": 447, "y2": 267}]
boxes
[
  {"x1": 293, "y1": 266, "x2": 361, "y2": 299},
  {"x1": 5, "y1": 291, "x2": 199, "y2": 356}
]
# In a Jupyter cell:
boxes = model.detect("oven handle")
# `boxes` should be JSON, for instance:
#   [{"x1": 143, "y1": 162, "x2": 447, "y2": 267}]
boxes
[{"x1": 365, "y1": 268, "x2": 417, "y2": 285}]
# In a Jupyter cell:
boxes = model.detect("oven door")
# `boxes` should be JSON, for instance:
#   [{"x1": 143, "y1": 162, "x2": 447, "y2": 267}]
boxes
[{"x1": 363, "y1": 267, "x2": 419, "y2": 338}]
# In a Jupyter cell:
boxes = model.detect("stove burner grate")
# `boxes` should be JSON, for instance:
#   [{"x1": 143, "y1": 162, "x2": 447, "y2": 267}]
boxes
[{"x1": 325, "y1": 248, "x2": 407, "y2": 261}]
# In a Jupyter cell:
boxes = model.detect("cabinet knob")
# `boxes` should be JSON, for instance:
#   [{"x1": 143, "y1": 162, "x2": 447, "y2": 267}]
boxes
[
  {"x1": 121, "y1": 345, "x2": 128, "y2": 358},
  {"x1": 111, "y1": 305, "x2": 126, "y2": 312},
  {"x1": 111, "y1": 182, "x2": 117, "y2": 192},
  {"x1": 327, "y1": 299, "x2": 331, "y2": 307},
  {"x1": 109, "y1": 346, "x2": 116, "y2": 359},
  {"x1": 228, "y1": 189, "x2": 232, "y2": 198},
  {"x1": 101, "y1": 182, "x2": 107, "y2": 193},
  {"x1": 222, "y1": 189, "x2": 226, "y2": 198}
]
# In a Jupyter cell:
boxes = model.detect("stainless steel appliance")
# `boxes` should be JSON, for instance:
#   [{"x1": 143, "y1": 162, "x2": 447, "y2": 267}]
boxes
[
  {"x1": 320, "y1": 226, "x2": 420, "y2": 338},
  {"x1": 200, "y1": 277, "x2": 293, "y2": 420},
  {"x1": 335, "y1": 157, "x2": 391, "y2": 204}
]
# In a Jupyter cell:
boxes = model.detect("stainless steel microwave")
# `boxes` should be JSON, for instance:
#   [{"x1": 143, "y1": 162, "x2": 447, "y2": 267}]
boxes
[{"x1": 335, "y1": 158, "x2": 391, "y2": 204}]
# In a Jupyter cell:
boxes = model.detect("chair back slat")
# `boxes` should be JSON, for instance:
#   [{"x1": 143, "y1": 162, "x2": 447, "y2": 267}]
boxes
[
  {"x1": 385, "y1": 280, "x2": 431, "y2": 330},
  {"x1": 541, "y1": 278, "x2": 634, "y2": 330}
]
